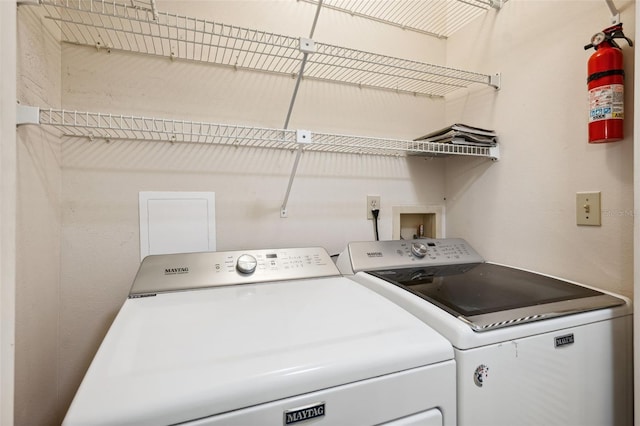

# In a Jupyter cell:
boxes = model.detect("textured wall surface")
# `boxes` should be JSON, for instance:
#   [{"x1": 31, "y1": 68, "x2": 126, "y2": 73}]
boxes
[{"x1": 445, "y1": 0, "x2": 635, "y2": 299}]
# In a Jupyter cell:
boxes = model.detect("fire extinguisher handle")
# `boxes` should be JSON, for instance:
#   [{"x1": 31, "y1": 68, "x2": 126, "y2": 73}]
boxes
[
  {"x1": 609, "y1": 26, "x2": 633, "y2": 47},
  {"x1": 616, "y1": 34, "x2": 634, "y2": 47}
]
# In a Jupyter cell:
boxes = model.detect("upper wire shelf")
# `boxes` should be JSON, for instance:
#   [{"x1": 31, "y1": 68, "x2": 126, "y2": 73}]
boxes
[
  {"x1": 40, "y1": 0, "x2": 499, "y2": 97},
  {"x1": 36, "y1": 108, "x2": 499, "y2": 159},
  {"x1": 300, "y1": 0, "x2": 503, "y2": 39}
]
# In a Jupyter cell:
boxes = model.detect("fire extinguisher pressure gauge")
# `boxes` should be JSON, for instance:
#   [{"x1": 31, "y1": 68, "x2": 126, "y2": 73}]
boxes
[{"x1": 591, "y1": 32, "x2": 606, "y2": 47}]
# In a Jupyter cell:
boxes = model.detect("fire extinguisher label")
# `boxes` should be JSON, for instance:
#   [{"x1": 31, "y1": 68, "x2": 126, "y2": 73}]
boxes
[{"x1": 589, "y1": 84, "x2": 624, "y2": 122}]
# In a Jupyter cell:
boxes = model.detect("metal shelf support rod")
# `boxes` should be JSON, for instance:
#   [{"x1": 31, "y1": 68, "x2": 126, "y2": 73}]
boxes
[
  {"x1": 281, "y1": 0, "x2": 323, "y2": 218},
  {"x1": 605, "y1": 0, "x2": 620, "y2": 24}
]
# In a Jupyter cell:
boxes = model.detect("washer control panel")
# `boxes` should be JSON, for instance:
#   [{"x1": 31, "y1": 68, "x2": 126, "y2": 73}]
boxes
[
  {"x1": 337, "y1": 238, "x2": 485, "y2": 274},
  {"x1": 130, "y1": 247, "x2": 339, "y2": 296}
]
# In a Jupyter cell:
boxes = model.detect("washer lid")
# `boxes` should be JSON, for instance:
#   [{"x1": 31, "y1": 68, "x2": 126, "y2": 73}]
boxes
[
  {"x1": 63, "y1": 276, "x2": 453, "y2": 426},
  {"x1": 368, "y1": 262, "x2": 626, "y2": 331}
]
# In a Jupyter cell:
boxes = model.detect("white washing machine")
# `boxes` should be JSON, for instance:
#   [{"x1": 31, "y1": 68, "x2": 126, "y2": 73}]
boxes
[
  {"x1": 63, "y1": 247, "x2": 457, "y2": 426},
  {"x1": 337, "y1": 238, "x2": 633, "y2": 426}
]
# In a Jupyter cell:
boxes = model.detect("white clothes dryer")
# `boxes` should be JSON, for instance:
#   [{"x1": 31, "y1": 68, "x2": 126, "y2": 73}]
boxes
[
  {"x1": 337, "y1": 238, "x2": 632, "y2": 426},
  {"x1": 63, "y1": 247, "x2": 456, "y2": 426}
]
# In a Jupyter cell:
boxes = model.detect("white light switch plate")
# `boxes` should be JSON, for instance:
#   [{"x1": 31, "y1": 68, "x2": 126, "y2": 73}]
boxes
[{"x1": 576, "y1": 192, "x2": 601, "y2": 226}]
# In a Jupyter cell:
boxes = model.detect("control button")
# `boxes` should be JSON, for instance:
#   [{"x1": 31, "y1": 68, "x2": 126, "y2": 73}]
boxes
[
  {"x1": 236, "y1": 254, "x2": 257, "y2": 274},
  {"x1": 411, "y1": 242, "x2": 428, "y2": 258}
]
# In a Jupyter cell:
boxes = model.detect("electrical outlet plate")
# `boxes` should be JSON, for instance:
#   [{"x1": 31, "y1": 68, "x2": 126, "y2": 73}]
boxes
[
  {"x1": 367, "y1": 195, "x2": 380, "y2": 219},
  {"x1": 576, "y1": 192, "x2": 601, "y2": 226}
]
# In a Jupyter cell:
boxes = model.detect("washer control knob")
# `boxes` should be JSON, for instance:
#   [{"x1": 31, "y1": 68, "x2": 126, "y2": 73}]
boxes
[
  {"x1": 236, "y1": 254, "x2": 257, "y2": 274},
  {"x1": 411, "y1": 242, "x2": 428, "y2": 258}
]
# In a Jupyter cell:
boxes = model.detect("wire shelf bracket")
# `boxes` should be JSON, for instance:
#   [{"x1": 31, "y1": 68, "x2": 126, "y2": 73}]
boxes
[
  {"x1": 16, "y1": 104, "x2": 40, "y2": 126},
  {"x1": 490, "y1": 73, "x2": 501, "y2": 90}
]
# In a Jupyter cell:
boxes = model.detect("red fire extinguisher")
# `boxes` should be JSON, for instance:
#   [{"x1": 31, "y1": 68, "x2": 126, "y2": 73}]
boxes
[{"x1": 584, "y1": 23, "x2": 633, "y2": 143}]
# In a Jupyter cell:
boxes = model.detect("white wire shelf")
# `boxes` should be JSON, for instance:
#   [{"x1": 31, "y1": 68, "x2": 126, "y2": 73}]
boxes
[
  {"x1": 300, "y1": 0, "x2": 503, "y2": 39},
  {"x1": 35, "y1": 108, "x2": 499, "y2": 160},
  {"x1": 40, "y1": 0, "x2": 499, "y2": 97}
]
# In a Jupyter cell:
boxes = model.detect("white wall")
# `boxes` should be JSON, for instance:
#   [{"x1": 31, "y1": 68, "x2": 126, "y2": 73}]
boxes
[
  {"x1": 15, "y1": 4, "x2": 63, "y2": 426},
  {"x1": 635, "y1": 3, "x2": 640, "y2": 424},
  {"x1": 444, "y1": 0, "x2": 635, "y2": 299},
  {"x1": 1, "y1": 2, "x2": 17, "y2": 425}
]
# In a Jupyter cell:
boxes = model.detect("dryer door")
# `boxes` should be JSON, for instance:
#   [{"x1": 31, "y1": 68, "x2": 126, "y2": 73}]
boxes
[{"x1": 184, "y1": 361, "x2": 455, "y2": 426}]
